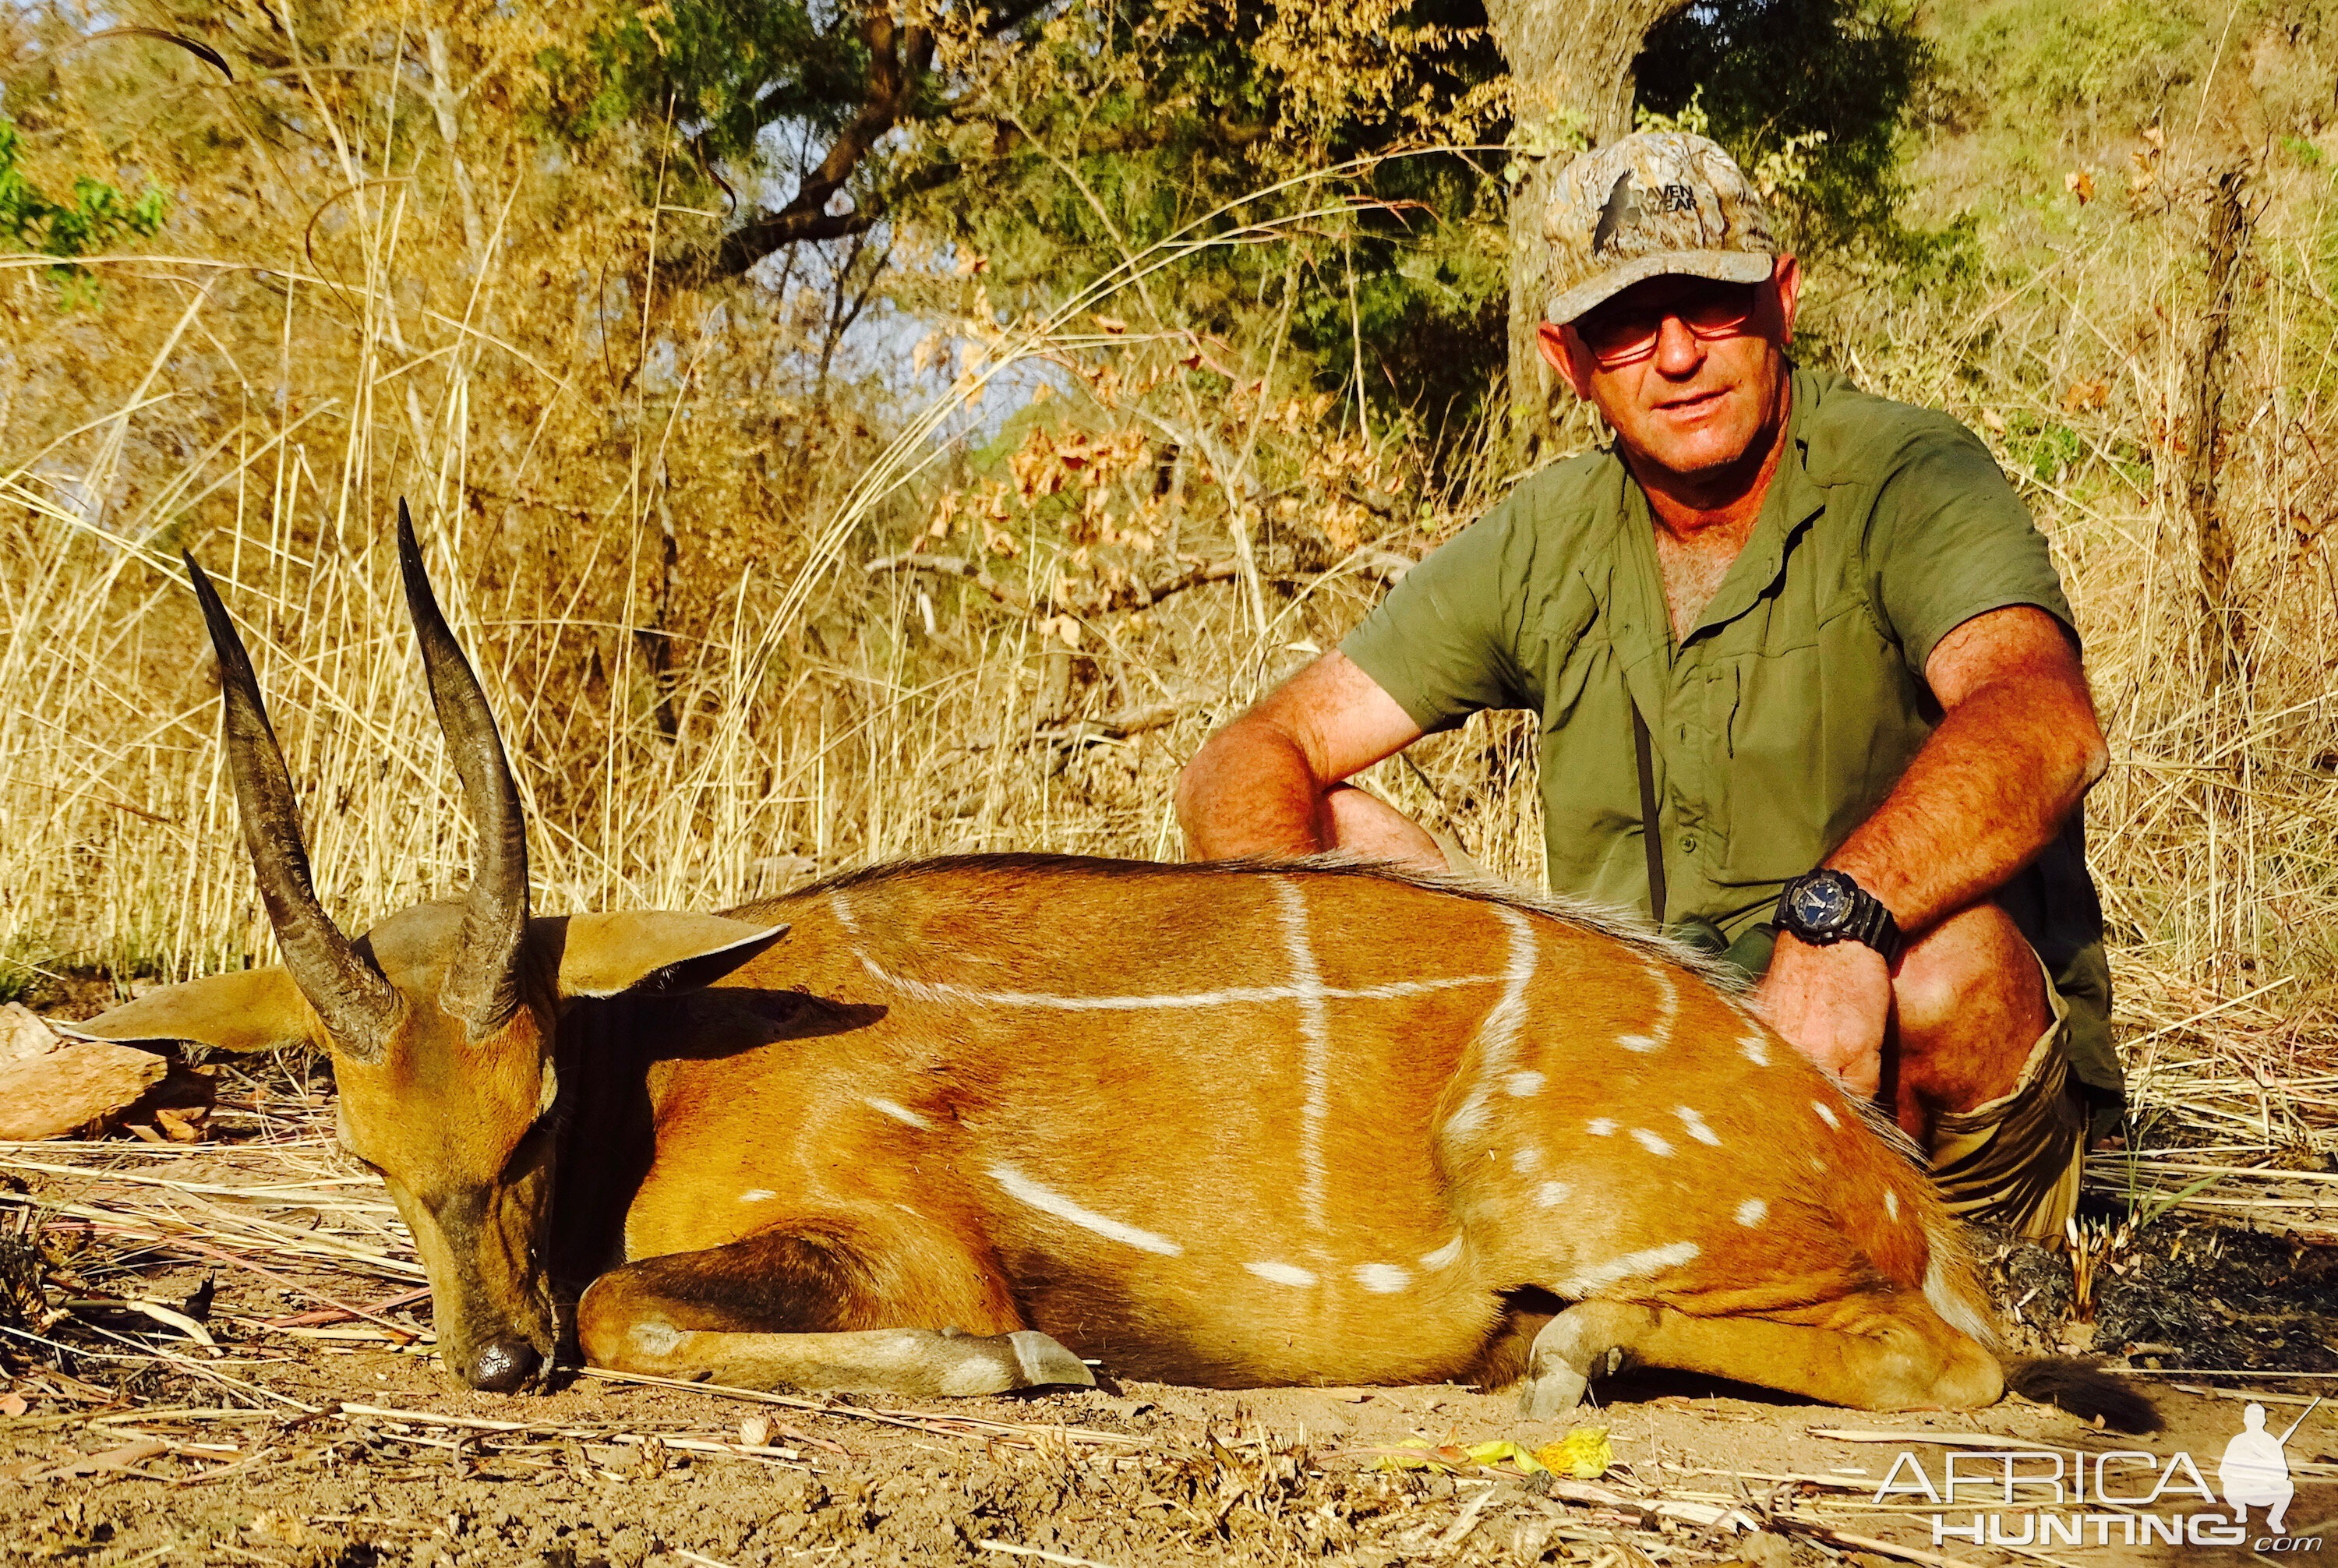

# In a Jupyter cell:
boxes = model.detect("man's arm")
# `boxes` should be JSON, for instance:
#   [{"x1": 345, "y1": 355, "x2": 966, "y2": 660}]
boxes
[
  {"x1": 1175, "y1": 652, "x2": 1429, "y2": 861},
  {"x1": 1756, "y1": 604, "x2": 2108, "y2": 1093}
]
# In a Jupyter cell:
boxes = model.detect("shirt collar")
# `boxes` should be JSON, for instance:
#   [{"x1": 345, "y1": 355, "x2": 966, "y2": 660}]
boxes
[{"x1": 1685, "y1": 359, "x2": 1831, "y2": 641}]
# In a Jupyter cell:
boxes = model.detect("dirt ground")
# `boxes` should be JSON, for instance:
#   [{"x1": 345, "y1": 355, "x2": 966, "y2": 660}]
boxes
[{"x1": 2, "y1": 1057, "x2": 2335, "y2": 1567}]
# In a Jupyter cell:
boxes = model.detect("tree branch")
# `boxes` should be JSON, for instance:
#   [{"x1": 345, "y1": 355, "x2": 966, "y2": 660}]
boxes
[{"x1": 715, "y1": 11, "x2": 934, "y2": 274}]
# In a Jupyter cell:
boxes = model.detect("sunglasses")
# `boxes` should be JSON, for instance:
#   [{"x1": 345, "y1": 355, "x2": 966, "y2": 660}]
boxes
[{"x1": 1573, "y1": 277, "x2": 1768, "y2": 369}]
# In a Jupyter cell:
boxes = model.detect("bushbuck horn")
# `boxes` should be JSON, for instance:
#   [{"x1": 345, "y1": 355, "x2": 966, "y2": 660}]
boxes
[
  {"x1": 395, "y1": 500, "x2": 528, "y2": 1036},
  {"x1": 182, "y1": 553, "x2": 401, "y2": 1057}
]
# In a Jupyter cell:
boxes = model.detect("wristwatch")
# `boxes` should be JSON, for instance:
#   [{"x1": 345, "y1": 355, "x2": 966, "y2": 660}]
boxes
[{"x1": 1775, "y1": 869, "x2": 1903, "y2": 964}]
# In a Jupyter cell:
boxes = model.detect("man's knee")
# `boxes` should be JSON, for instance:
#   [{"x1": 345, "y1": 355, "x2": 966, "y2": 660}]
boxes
[
  {"x1": 1894, "y1": 902, "x2": 2047, "y2": 1044},
  {"x1": 1323, "y1": 784, "x2": 1449, "y2": 872}
]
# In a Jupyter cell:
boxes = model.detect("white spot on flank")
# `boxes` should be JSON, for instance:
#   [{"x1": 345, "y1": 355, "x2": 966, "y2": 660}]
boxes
[
  {"x1": 1736, "y1": 1198, "x2": 1768, "y2": 1227},
  {"x1": 1556, "y1": 1241, "x2": 1701, "y2": 1298},
  {"x1": 1354, "y1": 1263, "x2": 1411, "y2": 1294},
  {"x1": 1587, "y1": 1118, "x2": 1617, "y2": 1137},
  {"x1": 1739, "y1": 1033, "x2": 1770, "y2": 1066},
  {"x1": 988, "y1": 1163, "x2": 1183, "y2": 1256},
  {"x1": 1246, "y1": 1260, "x2": 1318, "y2": 1287},
  {"x1": 1504, "y1": 1070, "x2": 1545, "y2": 1098},
  {"x1": 1631, "y1": 1128, "x2": 1675, "y2": 1157},
  {"x1": 1510, "y1": 1146, "x2": 1542, "y2": 1175},
  {"x1": 1813, "y1": 1100, "x2": 1841, "y2": 1130},
  {"x1": 1420, "y1": 1235, "x2": 1465, "y2": 1270},
  {"x1": 1673, "y1": 1106, "x2": 1721, "y2": 1146},
  {"x1": 1810, "y1": 1156, "x2": 1827, "y2": 1174},
  {"x1": 1441, "y1": 908, "x2": 1540, "y2": 1144},
  {"x1": 1273, "y1": 878, "x2": 1333, "y2": 1232},
  {"x1": 866, "y1": 1097, "x2": 932, "y2": 1131},
  {"x1": 1615, "y1": 1033, "x2": 1660, "y2": 1053},
  {"x1": 1536, "y1": 1181, "x2": 1571, "y2": 1208},
  {"x1": 738, "y1": 1189, "x2": 778, "y2": 1203},
  {"x1": 628, "y1": 1322, "x2": 682, "y2": 1357},
  {"x1": 1885, "y1": 1190, "x2": 1901, "y2": 1221}
]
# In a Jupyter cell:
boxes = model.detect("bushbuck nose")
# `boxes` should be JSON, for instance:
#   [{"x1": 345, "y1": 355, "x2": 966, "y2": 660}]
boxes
[{"x1": 469, "y1": 1339, "x2": 543, "y2": 1392}]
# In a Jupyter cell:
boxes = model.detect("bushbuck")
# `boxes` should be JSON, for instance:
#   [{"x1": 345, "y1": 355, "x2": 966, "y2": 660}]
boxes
[{"x1": 83, "y1": 507, "x2": 2153, "y2": 1430}]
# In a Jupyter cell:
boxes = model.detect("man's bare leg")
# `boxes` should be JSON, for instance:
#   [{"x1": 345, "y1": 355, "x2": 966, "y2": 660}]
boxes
[
  {"x1": 1323, "y1": 783, "x2": 1449, "y2": 873},
  {"x1": 1888, "y1": 902, "x2": 2051, "y2": 1142}
]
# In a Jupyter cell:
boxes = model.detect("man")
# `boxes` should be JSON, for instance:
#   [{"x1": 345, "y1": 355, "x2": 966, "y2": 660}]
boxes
[{"x1": 1174, "y1": 131, "x2": 2121, "y2": 1241}]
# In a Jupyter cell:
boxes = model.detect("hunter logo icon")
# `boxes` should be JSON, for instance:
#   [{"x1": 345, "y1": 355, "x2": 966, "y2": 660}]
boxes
[
  {"x1": 1592, "y1": 172, "x2": 1640, "y2": 254},
  {"x1": 2220, "y1": 1399, "x2": 2314, "y2": 1534}
]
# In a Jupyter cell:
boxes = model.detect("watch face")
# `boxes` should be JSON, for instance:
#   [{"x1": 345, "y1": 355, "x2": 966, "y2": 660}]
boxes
[{"x1": 1789, "y1": 875, "x2": 1851, "y2": 932}]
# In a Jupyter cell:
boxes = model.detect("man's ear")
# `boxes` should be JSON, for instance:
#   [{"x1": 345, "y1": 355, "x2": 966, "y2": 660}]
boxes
[
  {"x1": 1770, "y1": 253, "x2": 1803, "y2": 346},
  {"x1": 542, "y1": 914, "x2": 790, "y2": 999},
  {"x1": 69, "y1": 969, "x2": 316, "y2": 1055},
  {"x1": 1537, "y1": 321, "x2": 1596, "y2": 400}
]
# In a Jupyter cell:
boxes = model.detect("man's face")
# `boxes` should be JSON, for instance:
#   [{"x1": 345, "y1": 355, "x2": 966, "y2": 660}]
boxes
[{"x1": 1538, "y1": 257, "x2": 1801, "y2": 480}]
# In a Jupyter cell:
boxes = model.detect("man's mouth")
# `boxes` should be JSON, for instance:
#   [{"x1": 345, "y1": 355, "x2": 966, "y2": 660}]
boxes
[{"x1": 1655, "y1": 387, "x2": 1729, "y2": 415}]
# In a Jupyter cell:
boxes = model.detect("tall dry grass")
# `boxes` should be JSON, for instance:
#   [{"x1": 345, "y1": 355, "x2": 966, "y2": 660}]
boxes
[{"x1": 2, "y1": 7, "x2": 2336, "y2": 1081}]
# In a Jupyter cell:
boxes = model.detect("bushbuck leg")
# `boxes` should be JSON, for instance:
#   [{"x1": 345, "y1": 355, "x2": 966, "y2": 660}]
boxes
[
  {"x1": 1519, "y1": 1297, "x2": 2004, "y2": 1418},
  {"x1": 574, "y1": 1228, "x2": 1094, "y2": 1396}
]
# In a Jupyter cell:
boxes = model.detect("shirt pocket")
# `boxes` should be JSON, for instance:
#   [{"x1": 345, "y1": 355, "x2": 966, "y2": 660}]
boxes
[{"x1": 1712, "y1": 641, "x2": 1835, "y2": 885}]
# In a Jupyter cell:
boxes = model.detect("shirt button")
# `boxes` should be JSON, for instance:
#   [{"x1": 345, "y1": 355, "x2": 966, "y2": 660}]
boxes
[{"x1": 1680, "y1": 832, "x2": 1701, "y2": 854}]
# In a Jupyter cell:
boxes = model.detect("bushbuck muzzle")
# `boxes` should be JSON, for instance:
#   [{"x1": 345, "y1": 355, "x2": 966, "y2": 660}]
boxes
[{"x1": 81, "y1": 503, "x2": 782, "y2": 1392}]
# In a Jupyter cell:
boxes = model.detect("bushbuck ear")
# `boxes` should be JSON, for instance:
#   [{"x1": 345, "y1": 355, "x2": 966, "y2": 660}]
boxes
[
  {"x1": 544, "y1": 914, "x2": 789, "y2": 999},
  {"x1": 70, "y1": 969, "x2": 314, "y2": 1055}
]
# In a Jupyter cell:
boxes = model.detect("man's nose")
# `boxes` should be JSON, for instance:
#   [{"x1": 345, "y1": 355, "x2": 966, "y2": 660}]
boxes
[{"x1": 1651, "y1": 313, "x2": 1707, "y2": 376}]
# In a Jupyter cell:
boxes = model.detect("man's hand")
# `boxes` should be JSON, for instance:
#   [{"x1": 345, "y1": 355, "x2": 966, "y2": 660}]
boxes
[{"x1": 1754, "y1": 933, "x2": 1894, "y2": 1099}]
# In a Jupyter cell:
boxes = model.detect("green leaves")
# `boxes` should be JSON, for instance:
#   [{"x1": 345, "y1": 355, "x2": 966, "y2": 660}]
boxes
[{"x1": 0, "y1": 115, "x2": 168, "y2": 303}]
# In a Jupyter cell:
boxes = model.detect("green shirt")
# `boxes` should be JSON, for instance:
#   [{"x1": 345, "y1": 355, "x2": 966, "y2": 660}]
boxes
[{"x1": 1344, "y1": 364, "x2": 2119, "y2": 1099}]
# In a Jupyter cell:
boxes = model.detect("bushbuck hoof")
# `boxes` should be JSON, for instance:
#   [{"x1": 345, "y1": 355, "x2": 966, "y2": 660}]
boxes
[
  {"x1": 1520, "y1": 1315, "x2": 1633, "y2": 1418},
  {"x1": 1519, "y1": 1361, "x2": 1589, "y2": 1419},
  {"x1": 1006, "y1": 1330, "x2": 1096, "y2": 1390}
]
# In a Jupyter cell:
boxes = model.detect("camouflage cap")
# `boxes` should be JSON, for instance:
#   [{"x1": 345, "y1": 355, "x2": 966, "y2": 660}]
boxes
[{"x1": 1542, "y1": 131, "x2": 1778, "y2": 325}]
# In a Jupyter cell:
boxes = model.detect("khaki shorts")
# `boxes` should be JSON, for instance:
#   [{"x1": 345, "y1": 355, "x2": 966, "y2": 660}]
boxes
[{"x1": 1927, "y1": 959, "x2": 2089, "y2": 1242}]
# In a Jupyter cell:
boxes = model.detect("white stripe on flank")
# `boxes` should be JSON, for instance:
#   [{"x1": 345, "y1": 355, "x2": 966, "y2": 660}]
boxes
[
  {"x1": 1633, "y1": 949, "x2": 1681, "y2": 1051},
  {"x1": 1273, "y1": 878, "x2": 1333, "y2": 1231},
  {"x1": 852, "y1": 955, "x2": 1502, "y2": 1012},
  {"x1": 1442, "y1": 908, "x2": 1540, "y2": 1142},
  {"x1": 1246, "y1": 1260, "x2": 1317, "y2": 1287},
  {"x1": 1813, "y1": 1100, "x2": 1841, "y2": 1130},
  {"x1": 1420, "y1": 1235, "x2": 1465, "y2": 1270},
  {"x1": 1556, "y1": 1241, "x2": 1701, "y2": 1297},
  {"x1": 739, "y1": 1189, "x2": 778, "y2": 1203},
  {"x1": 1354, "y1": 1263, "x2": 1411, "y2": 1294},
  {"x1": 1630, "y1": 1128, "x2": 1675, "y2": 1157},
  {"x1": 1673, "y1": 1106, "x2": 1720, "y2": 1146},
  {"x1": 1885, "y1": 1190, "x2": 1900, "y2": 1221},
  {"x1": 830, "y1": 892, "x2": 860, "y2": 933},
  {"x1": 988, "y1": 1163, "x2": 1183, "y2": 1256},
  {"x1": 866, "y1": 1097, "x2": 932, "y2": 1131},
  {"x1": 1739, "y1": 1032, "x2": 1770, "y2": 1066},
  {"x1": 1736, "y1": 1198, "x2": 1768, "y2": 1227}
]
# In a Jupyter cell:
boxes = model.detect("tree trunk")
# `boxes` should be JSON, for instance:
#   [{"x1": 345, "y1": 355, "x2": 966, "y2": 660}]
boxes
[{"x1": 1482, "y1": 0, "x2": 1693, "y2": 457}]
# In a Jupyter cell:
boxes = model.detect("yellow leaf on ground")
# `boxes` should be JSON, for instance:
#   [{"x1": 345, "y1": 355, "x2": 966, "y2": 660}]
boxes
[{"x1": 1534, "y1": 1427, "x2": 1612, "y2": 1479}]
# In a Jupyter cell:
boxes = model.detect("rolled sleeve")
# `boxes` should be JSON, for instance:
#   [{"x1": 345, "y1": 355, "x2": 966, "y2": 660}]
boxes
[{"x1": 1340, "y1": 505, "x2": 1529, "y2": 733}]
